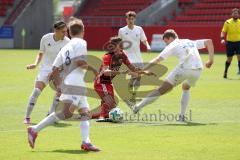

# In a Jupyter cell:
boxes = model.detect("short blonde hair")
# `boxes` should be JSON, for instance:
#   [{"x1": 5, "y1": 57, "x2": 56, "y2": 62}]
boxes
[{"x1": 68, "y1": 18, "x2": 84, "y2": 36}]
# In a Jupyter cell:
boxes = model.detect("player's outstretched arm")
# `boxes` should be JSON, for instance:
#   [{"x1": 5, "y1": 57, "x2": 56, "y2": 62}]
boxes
[
  {"x1": 103, "y1": 67, "x2": 127, "y2": 76},
  {"x1": 26, "y1": 53, "x2": 43, "y2": 69},
  {"x1": 126, "y1": 63, "x2": 156, "y2": 77},
  {"x1": 204, "y1": 39, "x2": 214, "y2": 68},
  {"x1": 143, "y1": 56, "x2": 164, "y2": 71},
  {"x1": 135, "y1": 70, "x2": 157, "y2": 77}
]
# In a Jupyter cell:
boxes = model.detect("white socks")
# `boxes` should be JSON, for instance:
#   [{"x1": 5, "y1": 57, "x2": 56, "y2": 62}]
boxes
[
  {"x1": 25, "y1": 88, "x2": 41, "y2": 118},
  {"x1": 32, "y1": 112, "x2": 60, "y2": 133},
  {"x1": 49, "y1": 96, "x2": 60, "y2": 114},
  {"x1": 180, "y1": 90, "x2": 190, "y2": 117},
  {"x1": 136, "y1": 89, "x2": 161, "y2": 109},
  {"x1": 80, "y1": 121, "x2": 90, "y2": 143}
]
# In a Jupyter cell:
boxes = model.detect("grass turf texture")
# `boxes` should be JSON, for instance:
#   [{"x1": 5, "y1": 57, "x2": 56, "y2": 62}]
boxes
[{"x1": 0, "y1": 49, "x2": 240, "y2": 160}]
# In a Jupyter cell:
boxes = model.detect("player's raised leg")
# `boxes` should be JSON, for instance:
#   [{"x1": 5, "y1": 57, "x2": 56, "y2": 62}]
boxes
[
  {"x1": 133, "y1": 81, "x2": 173, "y2": 114},
  {"x1": 27, "y1": 102, "x2": 68, "y2": 149}
]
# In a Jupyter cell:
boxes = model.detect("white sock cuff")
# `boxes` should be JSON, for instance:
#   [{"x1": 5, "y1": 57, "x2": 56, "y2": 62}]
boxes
[
  {"x1": 182, "y1": 90, "x2": 190, "y2": 93},
  {"x1": 50, "y1": 112, "x2": 60, "y2": 121},
  {"x1": 80, "y1": 121, "x2": 89, "y2": 126},
  {"x1": 32, "y1": 88, "x2": 41, "y2": 97}
]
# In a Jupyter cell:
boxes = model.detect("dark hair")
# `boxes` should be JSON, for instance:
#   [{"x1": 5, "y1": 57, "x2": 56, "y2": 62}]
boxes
[
  {"x1": 163, "y1": 29, "x2": 178, "y2": 39},
  {"x1": 232, "y1": 8, "x2": 239, "y2": 13},
  {"x1": 126, "y1": 11, "x2": 136, "y2": 18},
  {"x1": 69, "y1": 19, "x2": 84, "y2": 36},
  {"x1": 110, "y1": 36, "x2": 122, "y2": 44},
  {"x1": 53, "y1": 21, "x2": 67, "y2": 30}
]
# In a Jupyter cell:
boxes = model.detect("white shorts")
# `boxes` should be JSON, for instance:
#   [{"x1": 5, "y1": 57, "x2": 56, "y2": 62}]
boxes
[
  {"x1": 166, "y1": 66, "x2": 202, "y2": 87},
  {"x1": 127, "y1": 53, "x2": 144, "y2": 69},
  {"x1": 59, "y1": 94, "x2": 89, "y2": 109},
  {"x1": 36, "y1": 70, "x2": 51, "y2": 85}
]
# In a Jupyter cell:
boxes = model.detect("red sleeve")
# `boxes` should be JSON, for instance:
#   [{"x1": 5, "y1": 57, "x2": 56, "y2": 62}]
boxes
[
  {"x1": 122, "y1": 52, "x2": 131, "y2": 65},
  {"x1": 102, "y1": 54, "x2": 111, "y2": 66}
]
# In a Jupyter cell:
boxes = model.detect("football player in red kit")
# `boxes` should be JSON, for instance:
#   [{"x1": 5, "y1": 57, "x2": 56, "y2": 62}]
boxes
[{"x1": 92, "y1": 36, "x2": 154, "y2": 120}]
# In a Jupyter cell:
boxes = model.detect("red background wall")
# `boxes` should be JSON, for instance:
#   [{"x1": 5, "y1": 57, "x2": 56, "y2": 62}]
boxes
[{"x1": 85, "y1": 26, "x2": 224, "y2": 52}]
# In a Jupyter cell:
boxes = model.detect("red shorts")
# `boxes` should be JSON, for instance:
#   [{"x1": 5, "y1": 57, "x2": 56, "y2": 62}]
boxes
[
  {"x1": 93, "y1": 81, "x2": 115, "y2": 118},
  {"x1": 94, "y1": 82, "x2": 114, "y2": 98}
]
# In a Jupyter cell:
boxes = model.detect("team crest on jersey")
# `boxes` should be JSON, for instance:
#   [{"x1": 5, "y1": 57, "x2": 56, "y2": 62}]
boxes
[{"x1": 48, "y1": 43, "x2": 51, "y2": 46}]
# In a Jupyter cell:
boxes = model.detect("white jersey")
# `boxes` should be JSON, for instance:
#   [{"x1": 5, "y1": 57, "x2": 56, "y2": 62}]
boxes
[
  {"x1": 158, "y1": 39, "x2": 205, "y2": 69},
  {"x1": 39, "y1": 33, "x2": 70, "y2": 71},
  {"x1": 118, "y1": 25, "x2": 147, "y2": 63},
  {"x1": 53, "y1": 37, "x2": 87, "y2": 88}
]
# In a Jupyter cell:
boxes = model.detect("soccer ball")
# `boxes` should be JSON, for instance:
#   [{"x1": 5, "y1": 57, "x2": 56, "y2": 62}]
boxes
[{"x1": 109, "y1": 107, "x2": 123, "y2": 123}]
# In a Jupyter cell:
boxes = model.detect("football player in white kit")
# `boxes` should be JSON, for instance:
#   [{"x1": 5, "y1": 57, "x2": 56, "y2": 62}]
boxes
[
  {"x1": 132, "y1": 29, "x2": 214, "y2": 121},
  {"x1": 24, "y1": 21, "x2": 70, "y2": 124},
  {"x1": 118, "y1": 11, "x2": 151, "y2": 104},
  {"x1": 27, "y1": 19, "x2": 100, "y2": 151}
]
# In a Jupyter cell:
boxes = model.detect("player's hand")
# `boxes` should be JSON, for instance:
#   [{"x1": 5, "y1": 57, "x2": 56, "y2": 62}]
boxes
[
  {"x1": 146, "y1": 45, "x2": 151, "y2": 53},
  {"x1": 221, "y1": 39, "x2": 225, "y2": 44},
  {"x1": 127, "y1": 71, "x2": 139, "y2": 77},
  {"x1": 205, "y1": 60, "x2": 213, "y2": 68},
  {"x1": 139, "y1": 70, "x2": 157, "y2": 76},
  {"x1": 26, "y1": 64, "x2": 37, "y2": 69},
  {"x1": 120, "y1": 70, "x2": 128, "y2": 74}
]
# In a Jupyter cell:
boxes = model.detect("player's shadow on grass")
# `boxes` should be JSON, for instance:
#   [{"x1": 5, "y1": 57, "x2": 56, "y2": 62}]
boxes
[
  {"x1": 51, "y1": 122, "x2": 72, "y2": 128},
  {"x1": 225, "y1": 78, "x2": 240, "y2": 80},
  {"x1": 51, "y1": 149, "x2": 89, "y2": 154},
  {"x1": 162, "y1": 122, "x2": 217, "y2": 126},
  {"x1": 124, "y1": 121, "x2": 217, "y2": 126}
]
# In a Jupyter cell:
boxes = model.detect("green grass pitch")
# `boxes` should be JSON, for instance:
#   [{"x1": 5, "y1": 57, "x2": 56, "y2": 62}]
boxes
[{"x1": 0, "y1": 49, "x2": 240, "y2": 160}]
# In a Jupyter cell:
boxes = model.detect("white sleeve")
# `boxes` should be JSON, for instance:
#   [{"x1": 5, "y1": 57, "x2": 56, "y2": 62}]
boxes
[
  {"x1": 195, "y1": 40, "x2": 206, "y2": 49},
  {"x1": 52, "y1": 52, "x2": 63, "y2": 67},
  {"x1": 157, "y1": 46, "x2": 172, "y2": 60},
  {"x1": 140, "y1": 27, "x2": 147, "y2": 42},
  {"x1": 118, "y1": 29, "x2": 122, "y2": 39},
  {"x1": 39, "y1": 36, "x2": 45, "y2": 53}
]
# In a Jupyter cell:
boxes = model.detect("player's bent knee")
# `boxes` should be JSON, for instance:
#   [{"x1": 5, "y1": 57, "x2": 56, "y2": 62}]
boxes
[
  {"x1": 60, "y1": 103, "x2": 74, "y2": 119},
  {"x1": 227, "y1": 57, "x2": 233, "y2": 62},
  {"x1": 182, "y1": 83, "x2": 190, "y2": 90},
  {"x1": 35, "y1": 81, "x2": 46, "y2": 91},
  {"x1": 78, "y1": 108, "x2": 90, "y2": 121},
  {"x1": 63, "y1": 110, "x2": 73, "y2": 119}
]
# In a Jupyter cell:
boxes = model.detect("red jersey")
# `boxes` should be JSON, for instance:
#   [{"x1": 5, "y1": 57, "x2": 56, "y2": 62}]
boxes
[{"x1": 95, "y1": 52, "x2": 132, "y2": 84}]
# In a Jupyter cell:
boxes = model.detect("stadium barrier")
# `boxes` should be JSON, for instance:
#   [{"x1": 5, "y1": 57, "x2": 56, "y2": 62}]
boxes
[{"x1": 85, "y1": 26, "x2": 224, "y2": 52}]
